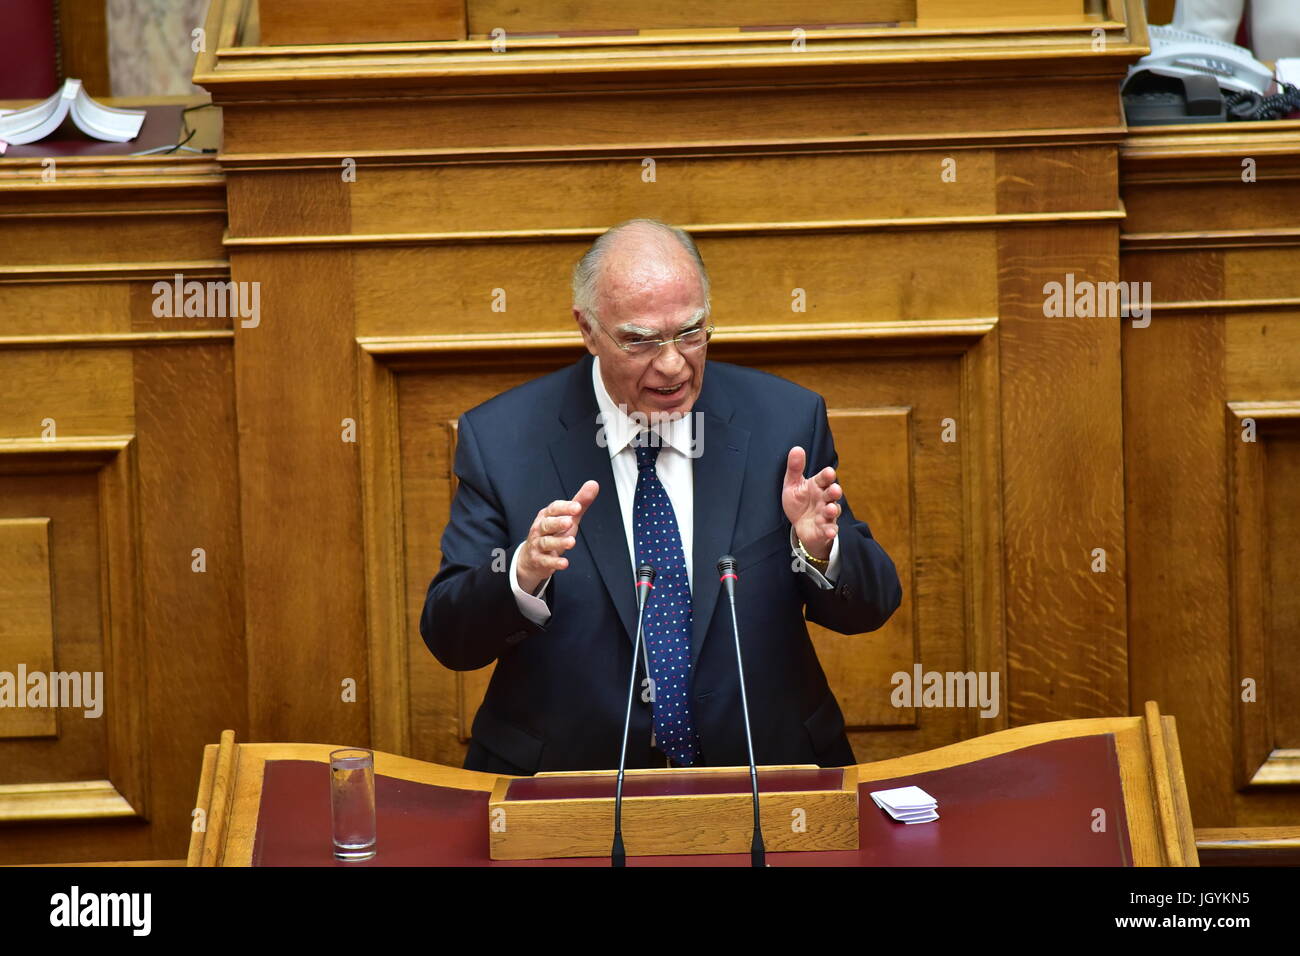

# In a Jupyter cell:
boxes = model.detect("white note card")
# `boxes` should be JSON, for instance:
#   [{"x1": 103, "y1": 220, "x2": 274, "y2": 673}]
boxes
[{"x1": 870, "y1": 785, "x2": 939, "y2": 824}]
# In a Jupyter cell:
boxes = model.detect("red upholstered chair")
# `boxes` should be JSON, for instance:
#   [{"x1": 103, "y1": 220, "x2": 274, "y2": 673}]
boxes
[{"x1": 0, "y1": 0, "x2": 59, "y2": 99}]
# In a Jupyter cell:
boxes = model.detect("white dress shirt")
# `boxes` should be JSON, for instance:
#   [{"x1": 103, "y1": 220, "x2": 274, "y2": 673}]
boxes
[{"x1": 509, "y1": 356, "x2": 838, "y2": 623}]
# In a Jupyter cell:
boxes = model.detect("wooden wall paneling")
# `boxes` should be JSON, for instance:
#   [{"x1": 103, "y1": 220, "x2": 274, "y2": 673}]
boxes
[
  {"x1": 220, "y1": 38, "x2": 369, "y2": 754},
  {"x1": 1227, "y1": 310, "x2": 1300, "y2": 400},
  {"x1": 1120, "y1": 300, "x2": 1234, "y2": 826},
  {"x1": 0, "y1": 145, "x2": 243, "y2": 862},
  {"x1": 390, "y1": 348, "x2": 573, "y2": 766},
  {"x1": 198, "y1": 0, "x2": 1145, "y2": 779},
  {"x1": 0, "y1": 345, "x2": 141, "y2": 840},
  {"x1": 0, "y1": 348, "x2": 134, "y2": 435},
  {"x1": 720, "y1": 319, "x2": 1004, "y2": 759},
  {"x1": 440, "y1": 420, "x2": 497, "y2": 746},
  {"x1": 0, "y1": 438, "x2": 147, "y2": 830},
  {"x1": 0, "y1": 517, "x2": 58, "y2": 738},
  {"x1": 1261, "y1": 430, "x2": 1300, "y2": 756},
  {"x1": 996, "y1": 146, "x2": 1118, "y2": 215},
  {"x1": 213, "y1": 81, "x2": 1128, "y2": 159},
  {"x1": 96, "y1": 437, "x2": 148, "y2": 819},
  {"x1": 1121, "y1": 122, "x2": 1300, "y2": 827},
  {"x1": 0, "y1": 210, "x2": 227, "y2": 267},
  {"x1": 752, "y1": 350, "x2": 965, "y2": 759},
  {"x1": 259, "y1": 0, "x2": 467, "y2": 45},
  {"x1": 814, "y1": 407, "x2": 917, "y2": 731},
  {"x1": 357, "y1": 342, "x2": 409, "y2": 755},
  {"x1": 335, "y1": 228, "x2": 1005, "y2": 341},
  {"x1": 132, "y1": 342, "x2": 248, "y2": 858},
  {"x1": 229, "y1": 247, "x2": 369, "y2": 746},
  {"x1": 916, "y1": 0, "x2": 1085, "y2": 22},
  {"x1": 464, "y1": 0, "x2": 916, "y2": 36},
  {"x1": 378, "y1": 317, "x2": 999, "y2": 766},
  {"x1": 339, "y1": 150, "x2": 1003, "y2": 235},
  {"x1": 998, "y1": 223, "x2": 1129, "y2": 725},
  {"x1": 960, "y1": 324, "x2": 1006, "y2": 734}
]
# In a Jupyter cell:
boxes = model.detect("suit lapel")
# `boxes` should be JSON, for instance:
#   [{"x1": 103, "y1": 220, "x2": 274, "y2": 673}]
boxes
[
  {"x1": 548, "y1": 355, "x2": 637, "y2": 644},
  {"x1": 690, "y1": 369, "x2": 749, "y2": 669}
]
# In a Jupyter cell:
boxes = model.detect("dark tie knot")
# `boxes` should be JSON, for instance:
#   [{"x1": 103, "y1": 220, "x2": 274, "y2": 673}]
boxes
[{"x1": 634, "y1": 436, "x2": 661, "y2": 472}]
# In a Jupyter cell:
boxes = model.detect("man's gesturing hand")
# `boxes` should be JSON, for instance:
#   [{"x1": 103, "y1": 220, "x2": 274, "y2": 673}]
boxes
[
  {"x1": 516, "y1": 480, "x2": 600, "y2": 596},
  {"x1": 782, "y1": 446, "x2": 842, "y2": 562}
]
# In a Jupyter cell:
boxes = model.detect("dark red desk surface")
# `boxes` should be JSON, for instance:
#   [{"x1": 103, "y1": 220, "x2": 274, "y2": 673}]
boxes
[{"x1": 251, "y1": 734, "x2": 1132, "y2": 866}]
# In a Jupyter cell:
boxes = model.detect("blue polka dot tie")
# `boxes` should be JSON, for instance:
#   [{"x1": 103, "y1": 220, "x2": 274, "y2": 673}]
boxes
[{"x1": 632, "y1": 439, "x2": 698, "y2": 767}]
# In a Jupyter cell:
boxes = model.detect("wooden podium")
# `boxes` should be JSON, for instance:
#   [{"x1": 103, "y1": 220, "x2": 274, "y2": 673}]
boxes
[
  {"x1": 488, "y1": 764, "x2": 860, "y2": 860},
  {"x1": 189, "y1": 702, "x2": 1197, "y2": 866}
]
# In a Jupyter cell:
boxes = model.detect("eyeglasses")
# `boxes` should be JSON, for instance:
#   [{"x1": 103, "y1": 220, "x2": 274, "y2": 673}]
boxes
[{"x1": 591, "y1": 319, "x2": 714, "y2": 358}]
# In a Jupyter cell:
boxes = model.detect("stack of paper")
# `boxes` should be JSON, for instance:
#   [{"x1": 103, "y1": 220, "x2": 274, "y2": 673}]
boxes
[{"x1": 869, "y1": 785, "x2": 939, "y2": 824}]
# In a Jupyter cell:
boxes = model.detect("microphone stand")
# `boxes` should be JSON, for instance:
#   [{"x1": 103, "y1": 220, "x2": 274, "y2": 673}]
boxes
[
  {"x1": 612, "y1": 563, "x2": 655, "y2": 867},
  {"x1": 718, "y1": 554, "x2": 766, "y2": 867}
]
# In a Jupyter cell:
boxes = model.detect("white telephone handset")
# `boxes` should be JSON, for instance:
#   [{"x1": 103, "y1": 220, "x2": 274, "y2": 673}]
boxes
[{"x1": 1129, "y1": 25, "x2": 1274, "y2": 95}]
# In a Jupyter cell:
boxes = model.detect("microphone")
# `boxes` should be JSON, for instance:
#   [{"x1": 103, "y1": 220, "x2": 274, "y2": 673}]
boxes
[
  {"x1": 612, "y1": 562, "x2": 655, "y2": 867},
  {"x1": 718, "y1": 555, "x2": 766, "y2": 867}
]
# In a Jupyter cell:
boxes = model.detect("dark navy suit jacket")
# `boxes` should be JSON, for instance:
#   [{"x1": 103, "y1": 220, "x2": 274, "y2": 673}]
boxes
[{"x1": 420, "y1": 354, "x2": 902, "y2": 774}]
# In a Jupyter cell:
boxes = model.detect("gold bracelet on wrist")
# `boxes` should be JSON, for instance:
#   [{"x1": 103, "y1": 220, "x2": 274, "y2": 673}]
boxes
[{"x1": 796, "y1": 536, "x2": 830, "y2": 570}]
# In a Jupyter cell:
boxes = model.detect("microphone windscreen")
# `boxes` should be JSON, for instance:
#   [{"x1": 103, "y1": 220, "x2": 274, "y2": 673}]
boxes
[
  {"x1": 716, "y1": 555, "x2": 737, "y2": 578},
  {"x1": 637, "y1": 563, "x2": 656, "y2": 585}
]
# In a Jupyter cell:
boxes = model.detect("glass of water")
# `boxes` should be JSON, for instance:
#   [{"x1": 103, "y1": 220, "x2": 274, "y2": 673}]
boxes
[{"x1": 329, "y1": 748, "x2": 376, "y2": 861}]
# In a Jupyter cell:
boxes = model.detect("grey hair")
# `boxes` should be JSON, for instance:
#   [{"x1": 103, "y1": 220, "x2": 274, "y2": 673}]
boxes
[{"x1": 571, "y1": 218, "x2": 711, "y2": 330}]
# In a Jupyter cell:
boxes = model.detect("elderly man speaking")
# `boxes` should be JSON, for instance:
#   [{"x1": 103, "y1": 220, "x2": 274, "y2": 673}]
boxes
[{"x1": 421, "y1": 218, "x2": 901, "y2": 775}]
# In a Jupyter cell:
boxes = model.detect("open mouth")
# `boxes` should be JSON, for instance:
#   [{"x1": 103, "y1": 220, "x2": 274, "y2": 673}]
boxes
[{"x1": 647, "y1": 382, "x2": 687, "y2": 399}]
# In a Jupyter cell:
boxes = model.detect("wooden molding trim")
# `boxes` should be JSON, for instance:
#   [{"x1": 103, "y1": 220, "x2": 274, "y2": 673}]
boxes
[
  {"x1": 225, "y1": 213, "x2": 1123, "y2": 249},
  {"x1": 0, "y1": 207, "x2": 226, "y2": 222},
  {"x1": 189, "y1": 730, "x2": 240, "y2": 867},
  {"x1": 215, "y1": 127, "x2": 1128, "y2": 168},
  {"x1": 358, "y1": 318, "x2": 997, "y2": 360},
  {"x1": 1122, "y1": 121, "x2": 1300, "y2": 175},
  {"x1": 357, "y1": 352, "x2": 410, "y2": 754},
  {"x1": 1122, "y1": 229, "x2": 1300, "y2": 251},
  {"x1": 0, "y1": 332, "x2": 235, "y2": 350},
  {"x1": 1143, "y1": 701, "x2": 1186, "y2": 866},
  {"x1": 1225, "y1": 402, "x2": 1300, "y2": 788},
  {"x1": 0, "y1": 161, "x2": 223, "y2": 196},
  {"x1": 1160, "y1": 715, "x2": 1200, "y2": 865},
  {"x1": 0, "y1": 261, "x2": 230, "y2": 283},
  {"x1": 0, "y1": 780, "x2": 137, "y2": 823},
  {"x1": 1141, "y1": 297, "x2": 1300, "y2": 314},
  {"x1": 1196, "y1": 826, "x2": 1300, "y2": 866}
]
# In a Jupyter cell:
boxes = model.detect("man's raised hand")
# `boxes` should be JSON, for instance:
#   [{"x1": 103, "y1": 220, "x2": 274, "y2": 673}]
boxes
[
  {"x1": 516, "y1": 480, "x2": 600, "y2": 595},
  {"x1": 781, "y1": 446, "x2": 842, "y2": 561}
]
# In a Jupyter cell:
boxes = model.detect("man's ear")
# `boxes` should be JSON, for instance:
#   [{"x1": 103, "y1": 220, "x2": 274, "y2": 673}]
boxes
[{"x1": 574, "y1": 308, "x2": 598, "y2": 356}]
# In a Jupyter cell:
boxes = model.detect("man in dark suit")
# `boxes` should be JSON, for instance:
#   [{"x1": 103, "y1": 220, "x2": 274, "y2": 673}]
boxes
[{"x1": 421, "y1": 219, "x2": 901, "y2": 775}]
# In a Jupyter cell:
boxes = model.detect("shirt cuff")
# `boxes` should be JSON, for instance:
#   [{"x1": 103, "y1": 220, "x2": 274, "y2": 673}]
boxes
[
  {"x1": 510, "y1": 540, "x2": 553, "y2": 625},
  {"x1": 790, "y1": 528, "x2": 840, "y2": 589}
]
